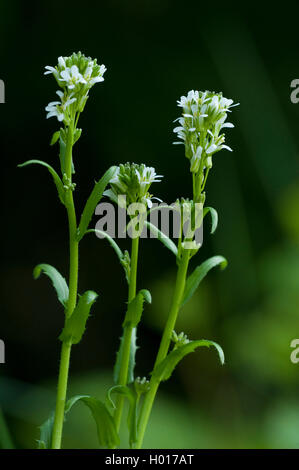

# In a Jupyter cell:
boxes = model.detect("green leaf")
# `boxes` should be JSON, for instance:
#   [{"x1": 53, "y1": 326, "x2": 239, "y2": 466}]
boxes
[
  {"x1": 33, "y1": 263, "x2": 69, "y2": 307},
  {"x1": 18, "y1": 159, "x2": 65, "y2": 205},
  {"x1": 37, "y1": 412, "x2": 54, "y2": 449},
  {"x1": 123, "y1": 289, "x2": 152, "y2": 328},
  {"x1": 38, "y1": 394, "x2": 119, "y2": 449},
  {"x1": 114, "y1": 327, "x2": 138, "y2": 385},
  {"x1": 144, "y1": 221, "x2": 178, "y2": 256},
  {"x1": 181, "y1": 255, "x2": 228, "y2": 307},
  {"x1": 84, "y1": 229, "x2": 123, "y2": 260},
  {"x1": 203, "y1": 206, "x2": 218, "y2": 234},
  {"x1": 114, "y1": 290, "x2": 151, "y2": 385},
  {"x1": 83, "y1": 230, "x2": 131, "y2": 283},
  {"x1": 152, "y1": 339, "x2": 225, "y2": 382},
  {"x1": 67, "y1": 395, "x2": 119, "y2": 448},
  {"x1": 107, "y1": 385, "x2": 138, "y2": 447},
  {"x1": 65, "y1": 394, "x2": 119, "y2": 449},
  {"x1": 59, "y1": 290, "x2": 98, "y2": 344},
  {"x1": 77, "y1": 166, "x2": 118, "y2": 241}
]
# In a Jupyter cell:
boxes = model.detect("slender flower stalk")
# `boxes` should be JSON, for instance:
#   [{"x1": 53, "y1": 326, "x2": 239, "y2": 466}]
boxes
[
  {"x1": 19, "y1": 52, "x2": 107, "y2": 449},
  {"x1": 51, "y1": 123, "x2": 78, "y2": 449},
  {"x1": 136, "y1": 90, "x2": 237, "y2": 448},
  {"x1": 104, "y1": 163, "x2": 163, "y2": 436}
]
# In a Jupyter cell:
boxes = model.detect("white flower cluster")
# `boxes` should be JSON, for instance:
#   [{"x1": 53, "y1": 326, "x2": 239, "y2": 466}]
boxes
[
  {"x1": 44, "y1": 52, "x2": 106, "y2": 125},
  {"x1": 104, "y1": 163, "x2": 163, "y2": 208},
  {"x1": 173, "y1": 90, "x2": 238, "y2": 174}
]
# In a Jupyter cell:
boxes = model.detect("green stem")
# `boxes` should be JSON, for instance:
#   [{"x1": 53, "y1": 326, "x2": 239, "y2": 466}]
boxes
[
  {"x1": 136, "y1": 248, "x2": 190, "y2": 449},
  {"x1": 114, "y1": 236, "x2": 139, "y2": 434},
  {"x1": 51, "y1": 124, "x2": 79, "y2": 449},
  {"x1": 51, "y1": 340, "x2": 72, "y2": 449}
]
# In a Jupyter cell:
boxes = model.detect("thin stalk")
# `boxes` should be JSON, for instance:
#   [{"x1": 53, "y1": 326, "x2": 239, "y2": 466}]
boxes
[
  {"x1": 114, "y1": 235, "x2": 139, "y2": 434},
  {"x1": 51, "y1": 124, "x2": 79, "y2": 449},
  {"x1": 136, "y1": 248, "x2": 190, "y2": 448}
]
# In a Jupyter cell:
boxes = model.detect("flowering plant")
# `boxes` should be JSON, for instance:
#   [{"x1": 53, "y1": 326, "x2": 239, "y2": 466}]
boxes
[{"x1": 18, "y1": 52, "x2": 238, "y2": 449}]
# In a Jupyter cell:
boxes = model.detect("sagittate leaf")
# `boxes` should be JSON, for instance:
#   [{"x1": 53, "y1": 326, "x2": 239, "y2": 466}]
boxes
[
  {"x1": 123, "y1": 289, "x2": 152, "y2": 328},
  {"x1": 114, "y1": 326, "x2": 138, "y2": 385},
  {"x1": 144, "y1": 221, "x2": 178, "y2": 256},
  {"x1": 39, "y1": 395, "x2": 119, "y2": 449},
  {"x1": 203, "y1": 207, "x2": 218, "y2": 234},
  {"x1": 77, "y1": 166, "x2": 118, "y2": 241},
  {"x1": 18, "y1": 159, "x2": 65, "y2": 205},
  {"x1": 33, "y1": 263, "x2": 69, "y2": 307},
  {"x1": 114, "y1": 290, "x2": 151, "y2": 385},
  {"x1": 107, "y1": 385, "x2": 138, "y2": 447},
  {"x1": 181, "y1": 255, "x2": 228, "y2": 307},
  {"x1": 59, "y1": 290, "x2": 98, "y2": 344},
  {"x1": 152, "y1": 339, "x2": 225, "y2": 382},
  {"x1": 67, "y1": 395, "x2": 119, "y2": 449}
]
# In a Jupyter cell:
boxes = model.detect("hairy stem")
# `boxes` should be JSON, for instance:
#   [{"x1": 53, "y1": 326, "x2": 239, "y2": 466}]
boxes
[{"x1": 136, "y1": 248, "x2": 190, "y2": 448}]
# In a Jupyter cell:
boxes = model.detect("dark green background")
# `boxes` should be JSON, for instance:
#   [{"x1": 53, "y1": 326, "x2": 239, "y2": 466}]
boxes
[{"x1": 1, "y1": 0, "x2": 299, "y2": 448}]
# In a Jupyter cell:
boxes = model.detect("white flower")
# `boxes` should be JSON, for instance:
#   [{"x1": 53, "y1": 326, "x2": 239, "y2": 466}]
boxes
[
  {"x1": 45, "y1": 91, "x2": 77, "y2": 123},
  {"x1": 59, "y1": 65, "x2": 87, "y2": 90},
  {"x1": 173, "y1": 89, "x2": 238, "y2": 173}
]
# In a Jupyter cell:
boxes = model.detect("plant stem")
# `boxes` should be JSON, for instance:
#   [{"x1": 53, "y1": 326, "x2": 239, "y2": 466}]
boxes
[
  {"x1": 114, "y1": 236, "x2": 139, "y2": 434},
  {"x1": 51, "y1": 124, "x2": 79, "y2": 449},
  {"x1": 51, "y1": 340, "x2": 72, "y2": 449},
  {"x1": 136, "y1": 248, "x2": 190, "y2": 449}
]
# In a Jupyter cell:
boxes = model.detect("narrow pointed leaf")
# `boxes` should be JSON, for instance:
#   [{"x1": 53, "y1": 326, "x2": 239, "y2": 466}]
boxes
[
  {"x1": 152, "y1": 339, "x2": 225, "y2": 382},
  {"x1": 65, "y1": 395, "x2": 119, "y2": 449},
  {"x1": 123, "y1": 289, "x2": 152, "y2": 328},
  {"x1": 59, "y1": 290, "x2": 98, "y2": 344},
  {"x1": 203, "y1": 206, "x2": 218, "y2": 234},
  {"x1": 18, "y1": 160, "x2": 65, "y2": 205},
  {"x1": 114, "y1": 327, "x2": 137, "y2": 385},
  {"x1": 77, "y1": 166, "x2": 118, "y2": 241},
  {"x1": 84, "y1": 229, "x2": 123, "y2": 260},
  {"x1": 181, "y1": 256, "x2": 227, "y2": 307},
  {"x1": 144, "y1": 221, "x2": 178, "y2": 256},
  {"x1": 106, "y1": 385, "x2": 137, "y2": 447},
  {"x1": 33, "y1": 263, "x2": 69, "y2": 307}
]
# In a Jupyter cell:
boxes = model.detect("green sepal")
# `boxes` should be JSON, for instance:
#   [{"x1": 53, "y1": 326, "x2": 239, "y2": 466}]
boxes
[
  {"x1": 181, "y1": 255, "x2": 227, "y2": 307},
  {"x1": 33, "y1": 263, "x2": 69, "y2": 307},
  {"x1": 77, "y1": 166, "x2": 118, "y2": 241},
  {"x1": 59, "y1": 290, "x2": 98, "y2": 344},
  {"x1": 144, "y1": 221, "x2": 178, "y2": 257},
  {"x1": 106, "y1": 385, "x2": 138, "y2": 448},
  {"x1": 152, "y1": 339, "x2": 225, "y2": 382},
  {"x1": 18, "y1": 159, "x2": 65, "y2": 205}
]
